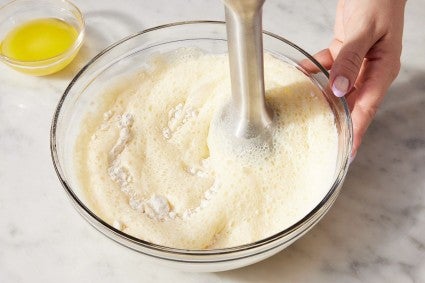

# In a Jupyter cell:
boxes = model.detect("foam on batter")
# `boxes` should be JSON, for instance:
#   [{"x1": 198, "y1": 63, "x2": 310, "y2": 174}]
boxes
[{"x1": 74, "y1": 49, "x2": 338, "y2": 249}]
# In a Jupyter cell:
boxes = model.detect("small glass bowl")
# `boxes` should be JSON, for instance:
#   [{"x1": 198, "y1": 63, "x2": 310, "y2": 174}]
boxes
[
  {"x1": 0, "y1": 0, "x2": 84, "y2": 76},
  {"x1": 50, "y1": 21, "x2": 352, "y2": 272}
]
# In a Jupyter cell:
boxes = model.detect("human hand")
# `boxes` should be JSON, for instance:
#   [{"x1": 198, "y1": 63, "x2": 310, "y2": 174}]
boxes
[{"x1": 314, "y1": 0, "x2": 406, "y2": 160}]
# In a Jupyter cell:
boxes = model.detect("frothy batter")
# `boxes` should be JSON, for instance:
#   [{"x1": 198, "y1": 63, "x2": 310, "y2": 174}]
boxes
[{"x1": 75, "y1": 49, "x2": 338, "y2": 249}]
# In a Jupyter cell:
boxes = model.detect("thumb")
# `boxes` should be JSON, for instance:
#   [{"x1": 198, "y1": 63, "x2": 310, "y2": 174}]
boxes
[{"x1": 330, "y1": 35, "x2": 374, "y2": 97}]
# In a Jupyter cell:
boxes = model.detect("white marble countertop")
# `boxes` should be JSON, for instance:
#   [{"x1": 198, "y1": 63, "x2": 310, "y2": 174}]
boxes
[{"x1": 1, "y1": 0, "x2": 424, "y2": 282}]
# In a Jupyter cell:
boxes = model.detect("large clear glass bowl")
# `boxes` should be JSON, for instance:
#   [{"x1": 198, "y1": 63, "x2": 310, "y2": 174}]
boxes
[{"x1": 50, "y1": 21, "x2": 352, "y2": 272}]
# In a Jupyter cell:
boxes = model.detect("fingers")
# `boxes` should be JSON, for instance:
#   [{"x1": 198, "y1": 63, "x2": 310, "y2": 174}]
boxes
[
  {"x1": 299, "y1": 48, "x2": 333, "y2": 74},
  {"x1": 327, "y1": 0, "x2": 405, "y2": 159},
  {"x1": 312, "y1": 48, "x2": 334, "y2": 70},
  {"x1": 330, "y1": 35, "x2": 375, "y2": 98},
  {"x1": 349, "y1": 56, "x2": 400, "y2": 156},
  {"x1": 329, "y1": 0, "x2": 385, "y2": 98}
]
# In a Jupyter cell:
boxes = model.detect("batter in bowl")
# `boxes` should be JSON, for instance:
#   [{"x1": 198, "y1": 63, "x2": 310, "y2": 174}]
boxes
[{"x1": 74, "y1": 49, "x2": 338, "y2": 249}]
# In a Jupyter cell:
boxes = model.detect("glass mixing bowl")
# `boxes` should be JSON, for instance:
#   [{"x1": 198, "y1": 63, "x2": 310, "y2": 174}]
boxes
[{"x1": 50, "y1": 21, "x2": 352, "y2": 272}]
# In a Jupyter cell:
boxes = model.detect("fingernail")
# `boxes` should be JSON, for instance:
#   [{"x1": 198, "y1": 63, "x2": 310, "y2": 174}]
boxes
[
  {"x1": 332, "y1": 76, "x2": 350, "y2": 97},
  {"x1": 349, "y1": 151, "x2": 357, "y2": 165}
]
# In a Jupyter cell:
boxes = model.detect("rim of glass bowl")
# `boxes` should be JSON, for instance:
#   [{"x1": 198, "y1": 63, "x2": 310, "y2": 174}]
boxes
[
  {"x1": 50, "y1": 20, "x2": 352, "y2": 259},
  {"x1": 0, "y1": 0, "x2": 85, "y2": 67}
]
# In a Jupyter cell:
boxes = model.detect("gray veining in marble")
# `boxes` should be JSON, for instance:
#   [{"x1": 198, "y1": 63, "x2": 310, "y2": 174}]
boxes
[{"x1": 0, "y1": 0, "x2": 424, "y2": 282}]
